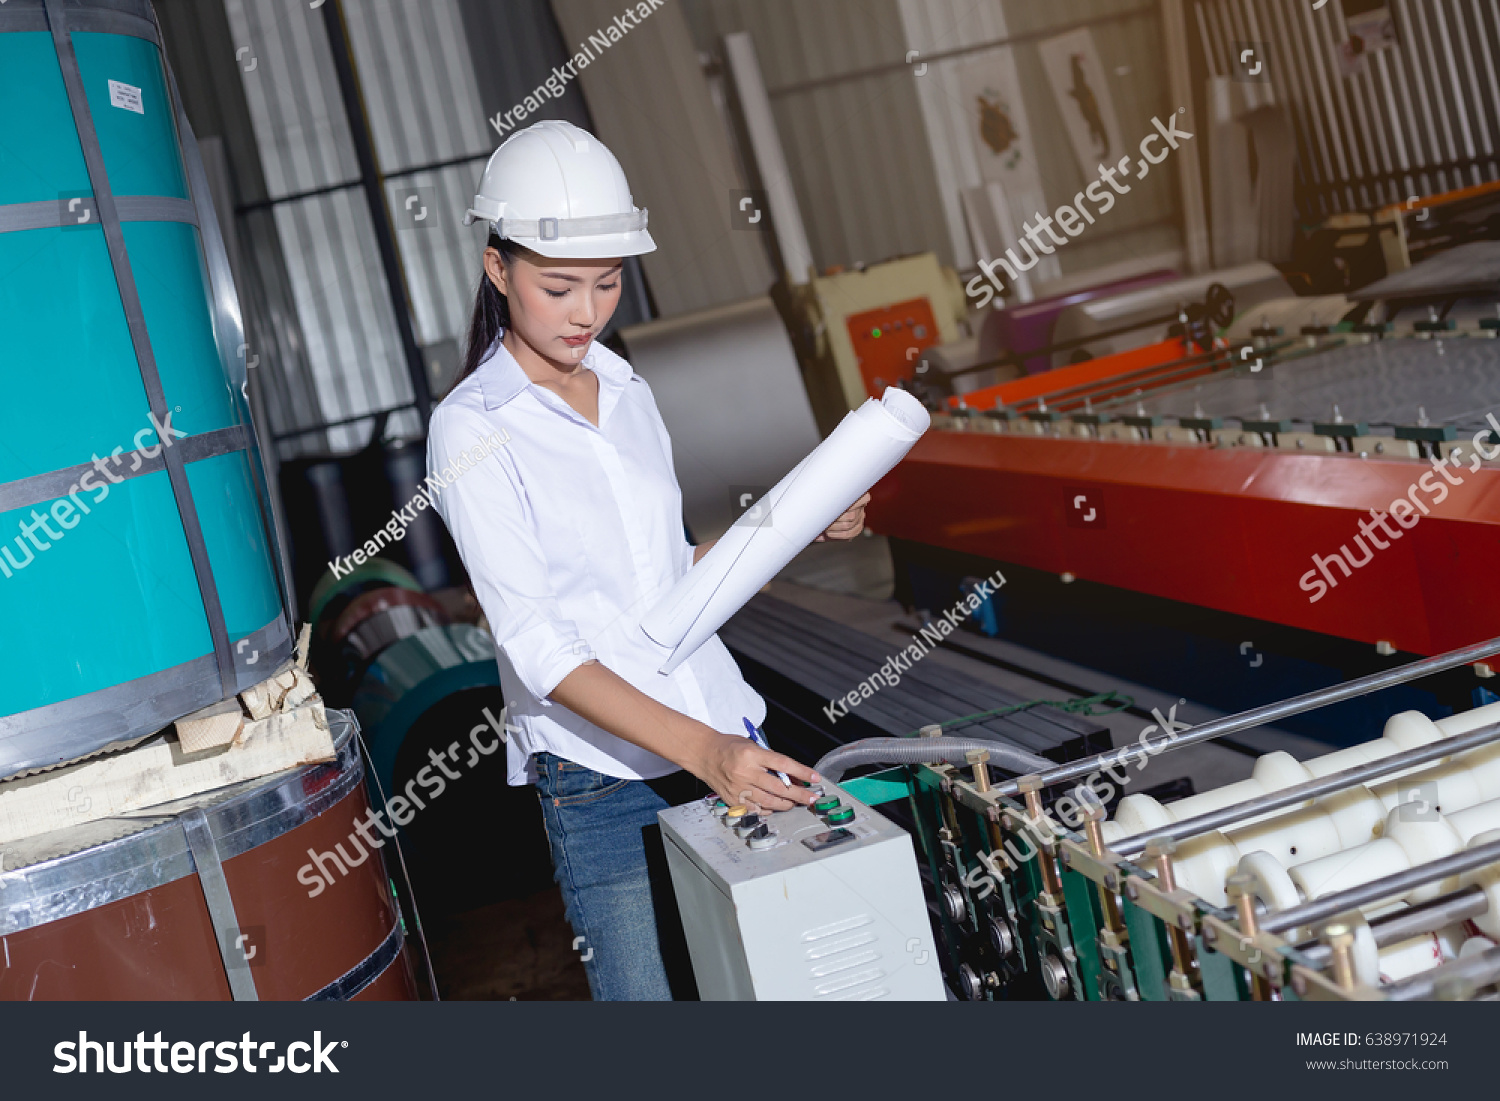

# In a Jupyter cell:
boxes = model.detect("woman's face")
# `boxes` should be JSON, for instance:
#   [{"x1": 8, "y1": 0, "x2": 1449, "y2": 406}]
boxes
[{"x1": 488, "y1": 246, "x2": 623, "y2": 367}]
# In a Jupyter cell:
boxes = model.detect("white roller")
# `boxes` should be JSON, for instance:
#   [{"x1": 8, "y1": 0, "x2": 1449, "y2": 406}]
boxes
[
  {"x1": 641, "y1": 388, "x2": 930, "y2": 674},
  {"x1": 1459, "y1": 935, "x2": 1498, "y2": 959},
  {"x1": 1236, "y1": 857, "x2": 1453, "y2": 985},
  {"x1": 1101, "y1": 703, "x2": 1500, "y2": 905},
  {"x1": 1462, "y1": 829, "x2": 1500, "y2": 939},
  {"x1": 1285, "y1": 797, "x2": 1500, "y2": 911}
]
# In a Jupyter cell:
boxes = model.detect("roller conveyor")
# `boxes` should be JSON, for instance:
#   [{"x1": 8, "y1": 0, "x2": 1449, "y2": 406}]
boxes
[{"x1": 883, "y1": 631, "x2": 1500, "y2": 1000}]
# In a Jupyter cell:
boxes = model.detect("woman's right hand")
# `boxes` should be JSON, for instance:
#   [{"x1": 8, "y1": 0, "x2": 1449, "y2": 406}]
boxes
[{"x1": 685, "y1": 727, "x2": 820, "y2": 811}]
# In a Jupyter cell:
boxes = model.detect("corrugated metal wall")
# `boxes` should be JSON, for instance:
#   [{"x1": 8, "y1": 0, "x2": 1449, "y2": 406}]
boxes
[
  {"x1": 998, "y1": 0, "x2": 1182, "y2": 275},
  {"x1": 683, "y1": 0, "x2": 955, "y2": 273},
  {"x1": 549, "y1": 0, "x2": 777, "y2": 318},
  {"x1": 1195, "y1": 0, "x2": 1500, "y2": 218},
  {"x1": 344, "y1": 1, "x2": 494, "y2": 383},
  {"x1": 225, "y1": 0, "x2": 418, "y2": 451},
  {"x1": 680, "y1": 0, "x2": 1181, "y2": 282}
]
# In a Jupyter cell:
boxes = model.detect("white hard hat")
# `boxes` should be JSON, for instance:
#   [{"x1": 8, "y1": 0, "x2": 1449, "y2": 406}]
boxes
[{"x1": 465, "y1": 120, "x2": 656, "y2": 259}]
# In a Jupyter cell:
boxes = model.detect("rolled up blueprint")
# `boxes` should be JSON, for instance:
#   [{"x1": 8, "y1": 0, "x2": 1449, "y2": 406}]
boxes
[{"x1": 641, "y1": 387, "x2": 931, "y2": 675}]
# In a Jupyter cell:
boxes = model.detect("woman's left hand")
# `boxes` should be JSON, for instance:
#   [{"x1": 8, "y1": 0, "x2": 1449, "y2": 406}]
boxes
[{"x1": 816, "y1": 493, "x2": 871, "y2": 542}]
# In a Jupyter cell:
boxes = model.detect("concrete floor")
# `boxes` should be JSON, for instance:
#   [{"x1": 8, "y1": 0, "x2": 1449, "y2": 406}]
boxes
[{"x1": 427, "y1": 890, "x2": 590, "y2": 1001}]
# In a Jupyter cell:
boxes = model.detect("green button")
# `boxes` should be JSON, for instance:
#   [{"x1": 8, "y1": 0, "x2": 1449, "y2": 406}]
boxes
[
  {"x1": 826, "y1": 807, "x2": 855, "y2": 825},
  {"x1": 813, "y1": 796, "x2": 842, "y2": 814}
]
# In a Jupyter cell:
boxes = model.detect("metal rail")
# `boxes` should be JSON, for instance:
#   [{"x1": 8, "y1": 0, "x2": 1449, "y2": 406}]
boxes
[
  {"x1": 1369, "y1": 886, "x2": 1489, "y2": 949},
  {"x1": 1296, "y1": 885, "x2": 1488, "y2": 964},
  {"x1": 1385, "y1": 945, "x2": 1500, "y2": 1001},
  {"x1": 1261, "y1": 836, "x2": 1500, "y2": 936},
  {"x1": 990, "y1": 633, "x2": 1500, "y2": 799},
  {"x1": 1110, "y1": 719, "x2": 1500, "y2": 859}
]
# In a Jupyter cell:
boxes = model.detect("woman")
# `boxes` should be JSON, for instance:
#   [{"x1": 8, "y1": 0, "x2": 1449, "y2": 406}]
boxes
[{"x1": 427, "y1": 120, "x2": 870, "y2": 1000}]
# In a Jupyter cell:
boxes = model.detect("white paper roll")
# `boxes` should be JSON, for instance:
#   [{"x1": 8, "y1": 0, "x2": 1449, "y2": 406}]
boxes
[{"x1": 641, "y1": 387, "x2": 930, "y2": 674}]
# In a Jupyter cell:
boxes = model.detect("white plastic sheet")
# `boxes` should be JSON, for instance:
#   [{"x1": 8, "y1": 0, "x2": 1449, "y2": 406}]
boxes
[{"x1": 641, "y1": 388, "x2": 931, "y2": 674}]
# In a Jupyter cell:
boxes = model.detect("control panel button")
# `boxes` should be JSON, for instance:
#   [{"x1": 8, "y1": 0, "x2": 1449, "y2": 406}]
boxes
[
  {"x1": 747, "y1": 822, "x2": 777, "y2": 850},
  {"x1": 813, "y1": 796, "x2": 842, "y2": 815},
  {"x1": 733, "y1": 813, "x2": 762, "y2": 838},
  {"x1": 724, "y1": 805, "x2": 749, "y2": 827},
  {"x1": 802, "y1": 827, "x2": 856, "y2": 852},
  {"x1": 825, "y1": 806, "x2": 855, "y2": 826}
]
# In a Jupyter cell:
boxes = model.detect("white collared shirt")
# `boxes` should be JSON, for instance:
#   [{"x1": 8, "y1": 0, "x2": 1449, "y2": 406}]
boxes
[{"x1": 426, "y1": 336, "x2": 765, "y2": 784}]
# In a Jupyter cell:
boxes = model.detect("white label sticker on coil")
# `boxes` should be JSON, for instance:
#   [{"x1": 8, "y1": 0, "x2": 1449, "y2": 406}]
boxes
[{"x1": 108, "y1": 80, "x2": 144, "y2": 114}]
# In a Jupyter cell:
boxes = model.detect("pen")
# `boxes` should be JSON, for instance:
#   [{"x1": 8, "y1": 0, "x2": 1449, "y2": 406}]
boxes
[{"x1": 744, "y1": 717, "x2": 791, "y2": 787}]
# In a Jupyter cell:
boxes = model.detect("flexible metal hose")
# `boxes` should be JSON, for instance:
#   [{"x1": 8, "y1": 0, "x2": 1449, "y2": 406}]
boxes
[{"x1": 814, "y1": 737, "x2": 1052, "y2": 784}]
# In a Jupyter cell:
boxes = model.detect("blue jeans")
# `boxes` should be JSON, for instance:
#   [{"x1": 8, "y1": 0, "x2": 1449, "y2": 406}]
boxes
[{"x1": 533, "y1": 752, "x2": 703, "y2": 1001}]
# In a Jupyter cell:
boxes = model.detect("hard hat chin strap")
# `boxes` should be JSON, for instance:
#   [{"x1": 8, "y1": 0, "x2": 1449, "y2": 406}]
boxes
[{"x1": 493, "y1": 209, "x2": 649, "y2": 242}]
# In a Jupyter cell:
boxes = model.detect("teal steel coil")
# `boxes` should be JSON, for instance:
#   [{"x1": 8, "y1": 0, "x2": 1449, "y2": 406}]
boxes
[{"x1": 0, "y1": 0, "x2": 292, "y2": 778}]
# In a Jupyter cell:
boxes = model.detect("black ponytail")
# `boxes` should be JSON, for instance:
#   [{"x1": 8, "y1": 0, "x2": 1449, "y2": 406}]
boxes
[{"x1": 453, "y1": 233, "x2": 518, "y2": 390}]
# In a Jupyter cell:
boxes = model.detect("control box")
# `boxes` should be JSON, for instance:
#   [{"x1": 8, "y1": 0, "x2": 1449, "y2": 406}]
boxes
[
  {"x1": 658, "y1": 784, "x2": 945, "y2": 1001},
  {"x1": 845, "y1": 296, "x2": 941, "y2": 398}
]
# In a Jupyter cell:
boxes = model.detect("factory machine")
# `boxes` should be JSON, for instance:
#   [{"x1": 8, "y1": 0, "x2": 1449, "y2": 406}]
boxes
[
  {"x1": 862, "y1": 245, "x2": 1500, "y2": 746},
  {"x1": 659, "y1": 629, "x2": 1500, "y2": 1001},
  {"x1": 839, "y1": 641, "x2": 1500, "y2": 1002},
  {"x1": 662, "y1": 238, "x2": 1500, "y2": 1002}
]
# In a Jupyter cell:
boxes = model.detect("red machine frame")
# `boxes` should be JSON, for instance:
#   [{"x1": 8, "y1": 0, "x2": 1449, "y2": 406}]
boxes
[{"x1": 871, "y1": 429, "x2": 1500, "y2": 659}]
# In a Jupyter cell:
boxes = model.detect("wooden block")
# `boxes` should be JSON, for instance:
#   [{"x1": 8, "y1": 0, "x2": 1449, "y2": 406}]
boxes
[
  {"x1": 281, "y1": 667, "x2": 317, "y2": 712},
  {"x1": 0, "y1": 701, "x2": 336, "y2": 846},
  {"x1": 295, "y1": 621, "x2": 312, "y2": 671},
  {"x1": 175, "y1": 698, "x2": 245, "y2": 755},
  {"x1": 240, "y1": 663, "x2": 314, "y2": 720}
]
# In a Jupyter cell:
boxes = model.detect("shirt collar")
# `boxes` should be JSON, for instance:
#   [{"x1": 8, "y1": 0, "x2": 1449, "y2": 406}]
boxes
[{"x1": 478, "y1": 333, "x2": 633, "y2": 413}]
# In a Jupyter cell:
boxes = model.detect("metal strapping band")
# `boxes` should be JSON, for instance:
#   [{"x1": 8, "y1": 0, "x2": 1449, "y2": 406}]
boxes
[
  {"x1": 304, "y1": 919, "x2": 406, "y2": 1001},
  {"x1": 0, "y1": 6, "x2": 160, "y2": 44},
  {"x1": 163, "y1": 60, "x2": 299, "y2": 630},
  {"x1": 0, "y1": 711, "x2": 358, "y2": 932},
  {"x1": 180, "y1": 807, "x2": 259, "y2": 1001},
  {"x1": 0, "y1": 616, "x2": 293, "y2": 778},
  {"x1": 0, "y1": 195, "x2": 197, "y2": 234},
  {"x1": 45, "y1": 0, "x2": 237, "y2": 698},
  {"x1": 0, "y1": 8, "x2": 47, "y2": 33},
  {"x1": 117, "y1": 195, "x2": 198, "y2": 226},
  {"x1": 0, "y1": 424, "x2": 247, "y2": 514}
]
